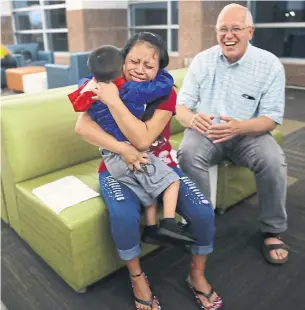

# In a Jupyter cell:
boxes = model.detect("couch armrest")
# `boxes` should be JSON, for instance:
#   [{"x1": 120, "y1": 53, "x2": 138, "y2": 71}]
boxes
[
  {"x1": 45, "y1": 64, "x2": 71, "y2": 89},
  {"x1": 38, "y1": 50, "x2": 54, "y2": 64},
  {"x1": 1, "y1": 67, "x2": 6, "y2": 88},
  {"x1": 12, "y1": 53, "x2": 25, "y2": 67},
  {"x1": 271, "y1": 129, "x2": 284, "y2": 146},
  {"x1": 69, "y1": 52, "x2": 90, "y2": 85}
]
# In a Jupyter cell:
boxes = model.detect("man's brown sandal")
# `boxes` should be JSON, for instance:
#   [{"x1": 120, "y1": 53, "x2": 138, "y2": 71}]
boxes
[
  {"x1": 262, "y1": 232, "x2": 289, "y2": 265},
  {"x1": 131, "y1": 272, "x2": 161, "y2": 310}
]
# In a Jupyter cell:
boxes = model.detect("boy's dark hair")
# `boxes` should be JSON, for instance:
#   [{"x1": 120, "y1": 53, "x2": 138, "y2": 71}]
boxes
[
  {"x1": 87, "y1": 45, "x2": 123, "y2": 82},
  {"x1": 122, "y1": 32, "x2": 171, "y2": 122}
]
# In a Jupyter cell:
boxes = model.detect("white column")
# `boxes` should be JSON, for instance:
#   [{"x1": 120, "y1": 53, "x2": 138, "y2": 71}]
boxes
[
  {"x1": 0, "y1": 0, "x2": 12, "y2": 16},
  {"x1": 66, "y1": 0, "x2": 128, "y2": 11}
]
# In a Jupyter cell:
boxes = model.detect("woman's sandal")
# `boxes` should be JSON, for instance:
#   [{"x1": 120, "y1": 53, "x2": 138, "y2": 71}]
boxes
[
  {"x1": 185, "y1": 279, "x2": 223, "y2": 310},
  {"x1": 131, "y1": 272, "x2": 161, "y2": 310},
  {"x1": 186, "y1": 263, "x2": 223, "y2": 310}
]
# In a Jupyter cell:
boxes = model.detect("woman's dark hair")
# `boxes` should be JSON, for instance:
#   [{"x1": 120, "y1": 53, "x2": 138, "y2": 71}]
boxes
[
  {"x1": 121, "y1": 32, "x2": 171, "y2": 122},
  {"x1": 121, "y1": 32, "x2": 169, "y2": 69}
]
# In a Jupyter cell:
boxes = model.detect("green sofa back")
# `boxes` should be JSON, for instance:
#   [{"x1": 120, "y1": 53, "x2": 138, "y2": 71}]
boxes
[
  {"x1": 169, "y1": 68, "x2": 187, "y2": 135},
  {"x1": 1, "y1": 181, "x2": 9, "y2": 223},
  {"x1": 1, "y1": 87, "x2": 100, "y2": 184},
  {"x1": 1, "y1": 68, "x2": 188, "y2": 185}
]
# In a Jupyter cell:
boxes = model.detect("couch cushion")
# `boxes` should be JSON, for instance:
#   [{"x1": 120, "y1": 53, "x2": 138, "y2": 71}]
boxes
[
  {"x1": 170, "y1": 68, "x2": 188, "y2": 91},
  {"x1": 169, "y1": 132, "x2": 184, "y2": 150},
  {"x1": 1, "y1": 181, "x2": 9, "y2": 223},
  {"x1": 15, "y1": 158, "x2": 114, "y2": 289},
  {"x1": 168, "y1": 68, "x2": 188, "y2": 135},
  {"x1": 16, "y1": 159, "x2": 103, "y2": 255},
  {"x1": 15, "y1": 158, "x2": 161, "y2": 290},
  {"x1": 1, "y1": 87, "x2": 100, "y2": 183},
  {"x1": 170, "y1": 117, "x2": 184, "y2": 136}
]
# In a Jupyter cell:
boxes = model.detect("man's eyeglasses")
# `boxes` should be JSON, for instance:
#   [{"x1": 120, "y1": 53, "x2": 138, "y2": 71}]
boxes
[{"x1": 216, "y1": 26, "x2": 251, "y2": 35}]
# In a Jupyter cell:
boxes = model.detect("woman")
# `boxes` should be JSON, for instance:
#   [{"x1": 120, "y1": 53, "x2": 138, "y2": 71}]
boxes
[{"x1": 75, "y1": 32, "x2": 222, "y2": 310}]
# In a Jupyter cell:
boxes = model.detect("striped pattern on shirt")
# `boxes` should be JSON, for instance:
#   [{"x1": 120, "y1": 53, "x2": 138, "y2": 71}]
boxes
[{"x1": 177, "y1": 43, "x2": 285, "y2": 124}]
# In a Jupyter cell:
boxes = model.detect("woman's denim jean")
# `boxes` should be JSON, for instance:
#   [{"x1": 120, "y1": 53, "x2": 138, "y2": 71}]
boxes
[{"x1": 99, "y1": 166, "x2": 215, "y2": 261}]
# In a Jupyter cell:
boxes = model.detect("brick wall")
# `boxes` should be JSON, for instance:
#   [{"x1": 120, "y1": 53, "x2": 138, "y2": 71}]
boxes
[
  {"x1": 284, "y1": 64, "x2": 305, "y2": 87},
  {"x1": 1, "y1": 16, "x2": 14, "y2": 45},
  {"x1": 66, "y1": 9, "x2": 127, "y2": 53}
]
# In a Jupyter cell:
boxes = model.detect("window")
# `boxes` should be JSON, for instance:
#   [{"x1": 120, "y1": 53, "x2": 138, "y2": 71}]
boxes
[
  {"x1": 128, "y1": 1, "x2": 179, "y2": 53},
  {"x1": 48, "y1": 33, "x2": 68, "y2": 52},
  {"x1": 16, "y1": 33, "x2": 44, "y2": 50},
  {"x1": 250, "y1": 1, "x2": 305, "y2": 59},
  {"x1": 253, "y1": 28, "x2": 305, "y2": 58},
  {"x1": 44, "y1": 1, "x2": 65, "y2": 4},
  {"x1": 12, "y1": 0, "x2": 68, "y2": 52},
  {"x1": 12, "y1": 1, "x2": 40, "y2": 9},
  {"x1": 45, "y1": 8, "x2": 66, "y2": 29},
  {"x1": 14, "y1": 10, "x2": 43, "y2": 30},
  {"x1": 252, "y1": 1, "x2": 305, "y2": 23}
]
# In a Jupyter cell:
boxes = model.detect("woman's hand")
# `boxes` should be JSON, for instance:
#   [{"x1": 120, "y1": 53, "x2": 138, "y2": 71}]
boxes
[
  {"x1": 91, "y1": 82, "x2": 120, "y2": 106},
  {"x1": 119, "y1": 143, "x2": 149, "y2": 172}
]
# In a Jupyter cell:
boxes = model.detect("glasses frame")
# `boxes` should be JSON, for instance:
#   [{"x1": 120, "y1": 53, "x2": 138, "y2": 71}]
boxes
[{"x1": 216, "y1": 26, "x2": 252, "y2": 35}]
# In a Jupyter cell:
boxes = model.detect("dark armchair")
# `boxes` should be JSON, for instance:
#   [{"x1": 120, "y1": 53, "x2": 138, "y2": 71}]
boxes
[{"x1": 6, "y1": 43, "x2": 54, "y2": 67}]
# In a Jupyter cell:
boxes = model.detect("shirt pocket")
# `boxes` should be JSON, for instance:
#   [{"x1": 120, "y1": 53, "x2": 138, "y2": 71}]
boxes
[{"x1": 231, "y1": 90, "x2": 260, "y2": 120}]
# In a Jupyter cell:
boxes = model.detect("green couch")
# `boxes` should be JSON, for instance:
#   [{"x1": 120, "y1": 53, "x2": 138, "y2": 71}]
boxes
[
  {"x1": 1, "y1": 68, "x2": 284, "y2": 291},
  {"x1": 1, "y1": 181, "x2": 9, "y2": 223}
]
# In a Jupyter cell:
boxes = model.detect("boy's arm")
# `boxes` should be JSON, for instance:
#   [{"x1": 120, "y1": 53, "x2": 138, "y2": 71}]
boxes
[
  {"x1": 121, "y1": 69, "x2": 174, "y2": 104},
  {"x1": 68, "y1": 79, "x2": 96, "y2": 112}
]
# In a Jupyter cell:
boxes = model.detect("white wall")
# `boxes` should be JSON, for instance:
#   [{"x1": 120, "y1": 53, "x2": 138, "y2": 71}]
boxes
[
  {"x1": 66, "y1": 0, "x2": 128, "y2": 11},
  {"x1": 0, "y1": 0, "x2": 12, "y2": 16}
]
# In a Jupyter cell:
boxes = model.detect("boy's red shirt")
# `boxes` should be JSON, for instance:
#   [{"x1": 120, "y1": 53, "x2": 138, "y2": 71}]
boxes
[
  {"x1": 98, "y1": 88, "x2": 178, "y2": 173},
  {"x1": 68, "y1": 77, "x2": 126, "y2": 112}
]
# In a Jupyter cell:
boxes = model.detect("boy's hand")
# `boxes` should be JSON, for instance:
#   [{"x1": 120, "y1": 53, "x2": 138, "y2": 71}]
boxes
[{"x1": 91, "y1": 82, "x2": 119, "y2": 105}]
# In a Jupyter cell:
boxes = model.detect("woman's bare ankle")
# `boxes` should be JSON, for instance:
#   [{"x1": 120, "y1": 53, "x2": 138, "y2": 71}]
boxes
[
  {"x1": 132, "y1": 274, "x2": 150, "y2": 292},
  {"x1": 189, "y1": 273, "x2": 211, "y2": 290}
]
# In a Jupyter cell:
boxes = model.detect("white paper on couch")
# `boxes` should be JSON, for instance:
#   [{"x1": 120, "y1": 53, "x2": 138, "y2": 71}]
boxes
[{"x1": 32, "y1": 176, "x2": 100, "y2": 214}]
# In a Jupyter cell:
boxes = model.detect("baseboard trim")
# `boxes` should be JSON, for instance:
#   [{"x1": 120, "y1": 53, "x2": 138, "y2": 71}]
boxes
[{"x1": 286, "y1": 85, "x2": 305, "y2": 91}]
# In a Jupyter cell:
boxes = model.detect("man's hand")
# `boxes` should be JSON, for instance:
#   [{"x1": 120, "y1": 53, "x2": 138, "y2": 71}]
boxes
[
  {"x1": 190, "y1": 113, "x2": 214, "y2": 135},
  {"x1": 207, "y1": 116, "x2": 241, "y2": 143},
  {"x1": 91, "y1": 82, "x2": 120, "y2": 106},
  {"x1": 119, "y1": 143, "x2": 149, "y2": 172}
]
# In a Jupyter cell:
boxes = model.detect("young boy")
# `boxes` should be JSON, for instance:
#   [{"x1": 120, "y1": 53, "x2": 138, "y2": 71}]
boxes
[{"x1": 68, "y1": 45, "x2": 195, "y2": 245}]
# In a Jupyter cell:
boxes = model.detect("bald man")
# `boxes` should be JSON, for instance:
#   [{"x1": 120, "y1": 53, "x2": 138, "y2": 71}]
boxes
[{"x1": 176, "y1": 3, "x2": 289, "y2": 266}]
